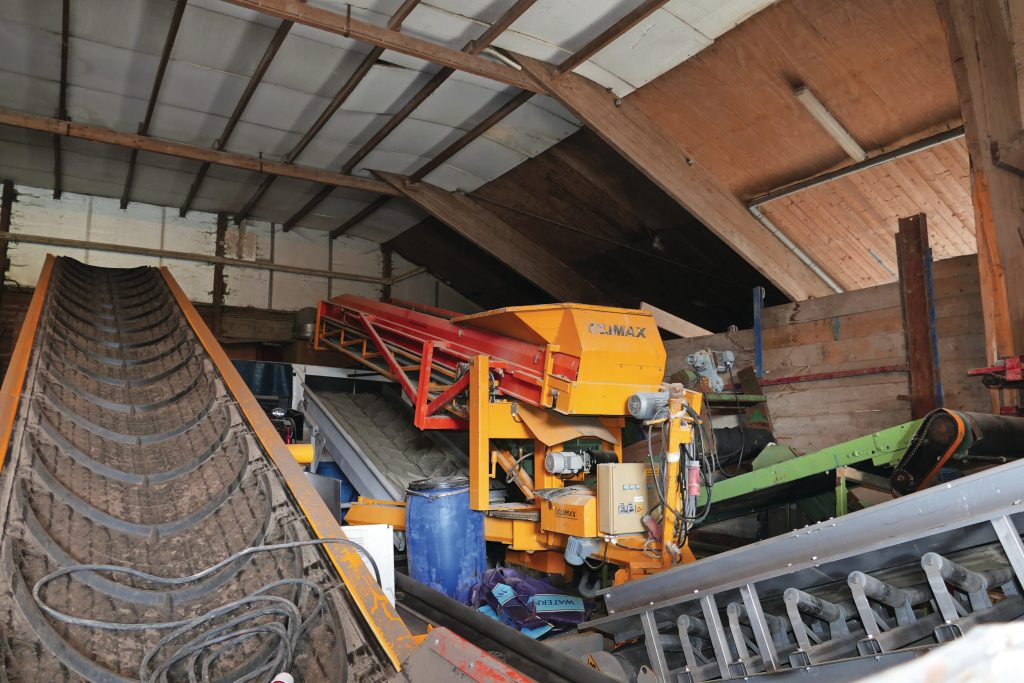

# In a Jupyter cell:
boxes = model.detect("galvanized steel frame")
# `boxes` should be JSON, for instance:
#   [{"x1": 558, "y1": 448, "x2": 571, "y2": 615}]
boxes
[{"x1": 586, "y1": 456, "x2": 1024, "y2": 681}]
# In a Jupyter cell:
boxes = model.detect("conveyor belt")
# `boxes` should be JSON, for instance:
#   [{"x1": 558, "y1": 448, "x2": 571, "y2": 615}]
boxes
[
  {"x1": 304, "y1": 387, "x2": 467, "y2": 501},
  {"x1": 0, "y1": 258, "x2": 402, "y2": 681},
  {"x1": 583, "y1": 441, "x2": 1024, "y2": 682}
]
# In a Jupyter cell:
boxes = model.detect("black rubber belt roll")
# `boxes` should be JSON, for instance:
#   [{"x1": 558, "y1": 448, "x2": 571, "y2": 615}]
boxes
[{"x1": 891, "y1": 409, "x2": 1024, "y2": 495}]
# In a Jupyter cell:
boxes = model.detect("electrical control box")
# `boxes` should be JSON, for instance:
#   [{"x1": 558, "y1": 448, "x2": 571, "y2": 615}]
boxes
[{"x1": 597, "y1": 463, "x2": 649, "y2": 535}]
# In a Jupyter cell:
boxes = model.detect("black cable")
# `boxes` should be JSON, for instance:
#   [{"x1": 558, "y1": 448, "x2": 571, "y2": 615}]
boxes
[
  {"x1": 677, "y1": 406, "x2": 715, "y2": 536},
  {"x1": 645, "y1": 404, "x2": 719, "y2": 555},
  {"x1": 646, "y1": 418, "x2": 683, "y2": 521},
  {"x1": 702, "y1": 401, "x2": 731, "y2": 477},
  {"x1": 583, "y1": 538, "x2": 612, "y2": 570},
  {"x1": 33, "y1": 538, "x2": 376, "y2": 682}
]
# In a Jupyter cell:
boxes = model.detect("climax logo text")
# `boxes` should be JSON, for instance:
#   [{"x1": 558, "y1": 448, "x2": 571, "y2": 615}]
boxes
[{"x1": 588, "y1": 322, "x2": 647, "y2": 338}]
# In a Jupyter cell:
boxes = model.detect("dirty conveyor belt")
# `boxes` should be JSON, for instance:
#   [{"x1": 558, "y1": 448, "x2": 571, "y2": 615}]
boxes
[
  {"x1": 304, "y1": 387, "x2": 467, "y2": 501},
  {"x1": 0, "y1": 258, "x2": 391, "y2": 682}
]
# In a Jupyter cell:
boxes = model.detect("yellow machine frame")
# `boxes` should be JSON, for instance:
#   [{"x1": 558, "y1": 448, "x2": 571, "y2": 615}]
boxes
[{"x1": 332, "y1": 300, "x2": 705, "y2": 584}]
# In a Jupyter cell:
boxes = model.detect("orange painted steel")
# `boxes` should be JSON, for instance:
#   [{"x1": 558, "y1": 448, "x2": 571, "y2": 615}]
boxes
[
  {"x1": 916, "y1": 410, "x2": 967, "y2": 493},
  {"x1": 0, "y1": 254, "x2": 54, "y2": 471},
  {"x1": 161, "y1": 267, "x2": 418, "y2": 671}
]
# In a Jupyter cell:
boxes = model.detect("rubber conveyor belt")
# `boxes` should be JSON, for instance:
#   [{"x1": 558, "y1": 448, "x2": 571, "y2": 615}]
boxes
[
  {"x1": 0, "y1": 257, "x2": 398, "y2": 682},
  {"x1": 304, "y1": 387, "x2": 467, "y2": 502}
]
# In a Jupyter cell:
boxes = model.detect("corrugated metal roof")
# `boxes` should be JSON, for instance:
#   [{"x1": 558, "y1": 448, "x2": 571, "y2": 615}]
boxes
[{"x1": 0, "y1": 0, "x2": 776, "y2": 240}]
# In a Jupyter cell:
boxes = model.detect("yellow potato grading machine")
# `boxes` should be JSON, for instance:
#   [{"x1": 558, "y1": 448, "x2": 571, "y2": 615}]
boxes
[{"x1": 314, "y1": 295, "x2": 711, "y2": 584}]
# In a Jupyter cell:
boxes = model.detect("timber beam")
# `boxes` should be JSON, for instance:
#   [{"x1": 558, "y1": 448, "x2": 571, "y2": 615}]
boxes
[
  {"x1": 327, "y1": 91, "x2": 533, "y2": 238},
  {"x1": 557, "y1": 0, "x2": 669, "y2": 74},
  {"x1": 180, "y1": 19, "x2": 294, "y2": 216},
  {"x1": 896, "y1": 214, "x2": 940, "y2": 418},
  {"x1": 0, "y1": 181, "x2": 15, "y2": 293},
  {"x1": 373, "y1": 170, "x2": 608, "y2": 303},
  {"x1": 54, "y1": 0, "x2": 70, "y2": 200},
  {"x1": 0, "y1": 107, "x2": 400, "y2": 197},
  {"x1": 0, "y1": 230, "x2": 423, "y2": 285},
  {"x1": 640, "y1": 302, "x2": 711, "y2": 338},
  {"x1": 218, "y1": 0, "x2": 542, "y2": 93},
  {"x1": 513, "y1": 53, "x2": 833, "y2": 302},
  {"x1": 282, "y1": 0, "x2": 539, "y2": 231},
  {"x1": 212, "y1": 214, "x2": 228, "y2": 336},
  {"x1": 235, "y1": 0, "x2": 423, "y2": 224},
  {"x1": 936, "y1": 0, "x2": 1024, "y2": 366},
  {"x1": 121, "y1": 0, "x2": 188, "y2": 209},
  {"x1": 330, "y1": 196, "x2": 391, "y2": 240}
]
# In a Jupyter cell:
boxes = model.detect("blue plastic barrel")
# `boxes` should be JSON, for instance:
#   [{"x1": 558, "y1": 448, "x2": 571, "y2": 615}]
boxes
[{"x1": 406, "y1": 476, "x2": 485, "y2": 603}]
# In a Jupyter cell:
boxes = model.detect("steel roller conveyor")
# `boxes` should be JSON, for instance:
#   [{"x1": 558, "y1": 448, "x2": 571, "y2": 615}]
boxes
[{"x1": 583, "y1": 453, "x2": 1024, "y2": 682}]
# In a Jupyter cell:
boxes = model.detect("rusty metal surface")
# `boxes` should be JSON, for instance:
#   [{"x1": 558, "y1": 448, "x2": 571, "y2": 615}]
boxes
[
  {"x1": 0, "y1": 257, "x2": 391, "y2": 681},
  {"x1": 390, "y1": 627, "x2": 536, "y2": 683}
]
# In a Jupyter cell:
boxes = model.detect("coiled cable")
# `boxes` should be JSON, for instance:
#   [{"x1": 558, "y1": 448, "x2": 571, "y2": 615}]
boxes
[{"x1": 33, "y1": 537, "x2": 380, "y2": 682}]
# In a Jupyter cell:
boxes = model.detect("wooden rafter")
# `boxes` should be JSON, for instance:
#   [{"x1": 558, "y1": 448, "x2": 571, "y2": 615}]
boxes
[
  {"x1": 640, "y1": 302, "x2": 711, "y2": 338},
  {"x1": 329, "y1": 196, "x2": 391, "y2": 240},
  {"x1": 412, "y1": 91, "x2": 533, "y2": 181},
  {"x1": 0, "y1": 107, "x2": 401, "y2": 196},
  {"x1": 54, "y1": 0, "x2": 70, "y2": 200},
  {"x1": 514, "y1": 53, "x2": 833, "y2": 301},
  {"x1": 374, "y1": 170, "x2": 607, "y2": 303},
  {"x1": 234, "y1": 0, "x2": 423, "y2": 223},
  {"x1": 120, "y1": 0, "x2": 188, "y2": 209},
  {"x1": 557, "y1": 0, "x2": 669, "y2": 74},
  {"x1": 218, "y1": 0, "x2": 542, "y2": 93},
  {"x1": 180, "y1": 19, "x2": 294, "y2": 216},
  {"x1": 282, "y1": 0, "x2": 538, "y2": 231},
  {"x1": 329, "y1": 91, "x2": 533, "y2": 239}
]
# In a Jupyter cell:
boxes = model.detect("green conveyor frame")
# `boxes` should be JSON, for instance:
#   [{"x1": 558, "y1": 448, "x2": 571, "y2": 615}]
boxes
[{"x1": 698, "y1": 418, "x2": 925, "y2": 519}]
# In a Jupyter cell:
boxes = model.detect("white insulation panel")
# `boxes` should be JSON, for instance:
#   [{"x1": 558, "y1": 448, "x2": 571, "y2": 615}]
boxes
[
  {"x1": 0, "y1": 0, "x2": 774, "y2": 239},
  {"x1": 3, "y1": 184, "x2": 458, "y2": 311}
]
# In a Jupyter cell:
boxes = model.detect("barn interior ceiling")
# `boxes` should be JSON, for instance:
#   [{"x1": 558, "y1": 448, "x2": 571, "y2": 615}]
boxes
[{"x1": 0, "y1": 0, "x2": 975, "y2": 330}]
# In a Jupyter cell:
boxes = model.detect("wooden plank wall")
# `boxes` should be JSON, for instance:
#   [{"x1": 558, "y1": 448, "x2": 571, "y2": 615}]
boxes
[
  {"x1": 664, "y1": 254, "x2": 987, "y2": 453},
  {"x1": 759, "y1": 138, "x2": 974, "y2": 292}
]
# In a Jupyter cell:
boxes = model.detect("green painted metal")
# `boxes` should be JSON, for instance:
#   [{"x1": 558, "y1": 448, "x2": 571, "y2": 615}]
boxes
[
  {"x1": 703, "y1": 393, "x2": 768, "y2": 404},
  {"x1": 836, "y1": 472, "x2": 849, "y2": 516},
  {"x1": 699, "y1": 419, "x2": 924, "y2": 507}
]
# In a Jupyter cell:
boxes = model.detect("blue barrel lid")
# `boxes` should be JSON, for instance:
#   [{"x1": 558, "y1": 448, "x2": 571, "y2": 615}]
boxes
[{"x1": 407, "y1": 475, "x2": 469, "y2": 492}]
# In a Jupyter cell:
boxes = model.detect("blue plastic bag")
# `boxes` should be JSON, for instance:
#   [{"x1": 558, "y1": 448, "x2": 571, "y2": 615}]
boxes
[{"x1": 468, "y1": 568, "x2": 593, "y2": 638}]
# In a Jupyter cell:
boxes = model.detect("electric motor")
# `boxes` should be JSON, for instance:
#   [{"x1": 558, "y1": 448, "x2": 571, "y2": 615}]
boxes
[
  {"x1": 627, "y1": 391, "x2": 669, "y2": 420},
  {"x1": 545, "y1": 451, "x2": 587, "y2": 475}
]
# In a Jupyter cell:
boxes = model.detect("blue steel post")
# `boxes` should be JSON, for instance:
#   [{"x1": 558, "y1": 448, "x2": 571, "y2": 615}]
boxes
[
  {"x1": 753, "y1": 286, "x2": 765, "y2": 378},
  {"x1": 924, "y1": 247, "x2": 943, "y2": 406}
]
